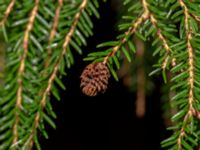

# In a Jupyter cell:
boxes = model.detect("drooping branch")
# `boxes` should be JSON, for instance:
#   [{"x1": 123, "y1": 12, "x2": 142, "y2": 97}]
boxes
[
  {"x1": 177, "y1": 0, "x2": 195, "y2": 149},
  {"x1": 25, "y1": 0, "x2": 88, "y2": 148},
  {"x1": 12, "y1": 0, "x2": 39, "y2": 146}
]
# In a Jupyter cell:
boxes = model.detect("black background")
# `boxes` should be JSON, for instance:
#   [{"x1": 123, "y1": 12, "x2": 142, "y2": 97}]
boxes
[{"x1": 40, "y1": 1, "x2": 168, "y2": 150}]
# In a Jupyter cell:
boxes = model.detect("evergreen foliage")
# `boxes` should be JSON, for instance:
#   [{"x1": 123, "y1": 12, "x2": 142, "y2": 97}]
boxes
[
  {"x1": 1, "y1": 0, "x2": 200, "y2": 149},
  {"x1": 0, "y1": 0, "x2": 99, "y2": 149}
]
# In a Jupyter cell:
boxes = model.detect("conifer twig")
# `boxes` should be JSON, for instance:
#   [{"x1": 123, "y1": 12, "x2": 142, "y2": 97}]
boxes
[
  {"x1": 177, "y1": 1, "x2": 195, "y2": 149},
  {"x1": 45, "y1": 0, "x2": 63, "y2": 67},
  {"x1": 0, "y1": 0, "x2": 16, "y2": 26},
  {"x1": 142, "y1": 0, "x2": 172, "y2": 70},
  {"x1": 12, "y1": 0, "x2": 39, "y2": 146},
  {"x1": 25, "y1": 0, "x2": 88, "y2": 148},
  {"x1": 103, "y1": 0, "x2": 149, "y2": 64}
]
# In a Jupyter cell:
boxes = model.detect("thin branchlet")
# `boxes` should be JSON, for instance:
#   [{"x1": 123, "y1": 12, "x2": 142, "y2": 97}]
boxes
[
  {"x1": 25, "y1": 0, "x2": 88, "y2": 148},
  {"x1": 103, "y1": 0, "x2": 149, "y2": 64},
  {"x1": 12, "y1": 0, "x2": 39, "y2": 146},
  {"x1": 142, "y1": 0, "x2": 172, "y2": 70},
  {"x1": 0, "y1": 0, "x2": 16, "y2": 26},
  {"x1": 177, "y1": 0, "x2": 195, "y2": 149},
  {"x1": 45, "y1": 0, "x2": 63, "y2": 68}
]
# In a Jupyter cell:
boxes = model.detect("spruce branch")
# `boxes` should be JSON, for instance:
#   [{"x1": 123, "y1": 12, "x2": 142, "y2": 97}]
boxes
[
  {"x1": 12, "y1": 0, "x2": 39, "y2": 146},
  {"x1": 143, "y1": 0, "x2": 172, "y2": 70},
  {"x1": 25, "y1": 0, "x2": 88, "y2": 148},
  {"x1": 161, "y1": 0, "x2": 200, "y2": 149},
  {"x1": 103, "y1": 1, "x2": 149, "y2": 65},
  {"x1": 177, "y1": 0, "x2": 195, "y2": 149},
  {"x1": 0, "y1": 0, "x2": 16, "y2": 26}
]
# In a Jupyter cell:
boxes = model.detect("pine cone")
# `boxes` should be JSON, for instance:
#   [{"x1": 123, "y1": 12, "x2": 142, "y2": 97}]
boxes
[{"x1": 80, "y1": 62, "x2": 110, "y2": 96}]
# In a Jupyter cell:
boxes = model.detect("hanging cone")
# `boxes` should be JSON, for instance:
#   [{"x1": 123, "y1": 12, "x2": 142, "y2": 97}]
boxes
[{"x1": 80, "y1": 62, "x2": 110, "y2": 96}]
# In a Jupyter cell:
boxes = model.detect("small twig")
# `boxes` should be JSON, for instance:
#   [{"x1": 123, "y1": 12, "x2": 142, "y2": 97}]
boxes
[
  {"x1": 0, "y1": 0, "x2": 16, "y2": 26},
  {"x1": 142, "y1": 0, "x2": 172, "y2": 70},
  {"x1": 26, "y1": 0, "x2": 88, "y2": 148},
  {"x1": 12, "y1": 0, "x2": 39, "y2": 146},
  {"x1": 103, "y1": 0, "x2": 149, "y2": 64},
  {"x1": 45, "y1": 0, "x2": 63, "y2": 68}
]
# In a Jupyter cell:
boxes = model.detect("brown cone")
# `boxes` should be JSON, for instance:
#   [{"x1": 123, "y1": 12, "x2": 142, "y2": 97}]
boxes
[{"x1": 80, "y1": 62, "x2": 110, "y2": 96}]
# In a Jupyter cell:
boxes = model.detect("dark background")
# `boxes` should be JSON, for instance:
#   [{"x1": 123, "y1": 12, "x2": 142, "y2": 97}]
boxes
[{"x1": 40, "y1": 1, "x2": 168, "y2": 150}]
